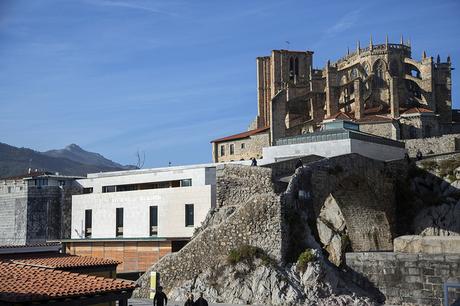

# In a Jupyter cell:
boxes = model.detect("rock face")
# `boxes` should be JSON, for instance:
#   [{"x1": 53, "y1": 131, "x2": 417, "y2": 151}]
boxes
[
  {"x1": 168, "y1": 251, "x2": 375, "y2": 306},
  {"x1": 316, "y1": 194, "x2": 348, "y2": 266},
  {"x1": 134, "y1": 161, "x2": 382, "y2": 305}
]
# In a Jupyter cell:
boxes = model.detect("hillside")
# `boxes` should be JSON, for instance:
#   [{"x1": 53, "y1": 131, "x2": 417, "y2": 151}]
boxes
[{"x1": 0, "y1": 142, "x2": 137, "y2": 178}]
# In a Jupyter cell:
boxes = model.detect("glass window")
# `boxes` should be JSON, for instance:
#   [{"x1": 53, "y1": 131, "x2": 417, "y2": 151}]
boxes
[
  {"x1": 185, "y1": 204, "x2": 194, "y2": 227},
  {"x1": 230, "y1": 144, "x2": 234, "y2": 155},
  {"x1": 102, "y1": 185, "x2": 116, "y2": 193},
  {"x1": 220, "y1": 145, "x2": 225, "y2": 156},
  {"x1": 85, "y1": 209, "x2": 92, "y2": 238},
  {"x1": 116, "y1": 208, "x2": 123, "y2": 237},
  {"x1": 180, "y1": 179, "x2": 192, "y2": 187},
  {"x1": 150, "y1": 206, "x2": 158, "y2": 236}
]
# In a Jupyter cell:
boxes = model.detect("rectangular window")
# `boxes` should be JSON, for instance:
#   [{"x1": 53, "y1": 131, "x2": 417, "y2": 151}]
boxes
[
  {"x1": 220, "y1": 145, "x2": 225, "y2": 156},
  {"x1": 185, "y1": 204, "x2": 194, "y2": 227},
  {"x1": 102, "y1": 185, "x2": 116, "y2": 193},
  {"x1": 241, "y1": 143, "x2": 245, "y2": 149},
  {"x1": 180, "y1": 179, "x2": 192, "y2": 187},
  {"x1": 84, "y1": 209, "x2": 92, "y2": 238},
  {"x1": 116, "y1": 208, "x2": 123, "y2": 237},
  {"x1": 83, "y1": 187, "x2": 93, "y2": 194},
  {"x1": 7, "y1": 186, "x2": 12, "y2": 193},
  {"x1": 230, "y1": 144, "x2": 234, "y2": 155},
  {"x1": 150, "y1": 206, "x2": 158, "y2": 236}
]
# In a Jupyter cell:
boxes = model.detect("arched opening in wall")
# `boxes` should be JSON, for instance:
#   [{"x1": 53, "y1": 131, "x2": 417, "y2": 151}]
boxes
[
  {"x1": 405, "y1": 63, "x2": 421, "y2": 79},
  {"x1": 350, "y1": 67, "x2": 359, "y2": 80},
  {"x1": 289, "y1": 57, "x2": 294, "y2": 80},
  {"x1": 405, "y1": 79, "x2": 423, "y2": 104},
  {"x1": 372, "y1": 60, "x2": 387, "y2": 88}
]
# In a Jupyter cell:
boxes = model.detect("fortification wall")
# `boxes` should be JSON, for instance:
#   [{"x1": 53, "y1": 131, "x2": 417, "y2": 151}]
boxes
[
  {"x1": 346, "y1": 252, "x2": 460, "y2": 306},
  {"x1": 404, "y1": 133, "x2": 460, "y2": 156},
  {"x1": 215, "y1": 164, "x2": 274, "y2": 207}
]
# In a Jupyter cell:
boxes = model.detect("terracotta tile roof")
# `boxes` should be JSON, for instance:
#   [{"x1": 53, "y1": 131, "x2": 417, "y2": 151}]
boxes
[
  {"x1": 0, "y1": 242, "x2": 61, "y2": 249},
  {"x1": 211, "y1": 126, "x2": 269, "y2": 143},
  {"x1": 355, "y1": 115, "x2": 394, "y2": 123},
  {"x1": 402, "y1": 107, "x2": 434, "y2": 114},
  {"x1": 324, "y1": 112, "x2": 353, "y2": 120},
  {"x1": 0, "y1": 262, "x2": 137, "y2": 303},
  {"x1": 1, "y1": 253, "x2": 120, "y2": 269}
]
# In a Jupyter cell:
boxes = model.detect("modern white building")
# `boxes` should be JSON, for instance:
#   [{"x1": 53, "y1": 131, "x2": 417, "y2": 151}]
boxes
[
  {"x1": 261, "y1": 120, "x2": 407, "y2": 163},
  {"x1": 66, "y1": 164, "x2": 216, "y2": 276}
]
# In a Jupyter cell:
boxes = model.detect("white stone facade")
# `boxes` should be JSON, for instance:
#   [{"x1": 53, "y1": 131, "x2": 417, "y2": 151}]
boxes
[{"x1": 71, "y1": 165, "x2": 216, "y2": 239}]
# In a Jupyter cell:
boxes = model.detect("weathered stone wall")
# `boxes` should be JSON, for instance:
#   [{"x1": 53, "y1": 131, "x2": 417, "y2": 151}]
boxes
[
  {"x1": 359, "y1": 121, "x2": 399, "y2": 140},
  {"x1": 287, "y1": 154, "x2": 402, "y2": 253},
  {"x1": 0, "y1": 180, "x2": 28, "y2": 245},
  {"x1": 346, "y1": 252, "x2": 460, "y2": 306},
  {"x1": 404, "y1": 133, "x2": 460, "y2": 156},
  {"x1": 135, "y1": 164, "x2": 285, "y2": 297},
  {"x1": 213, "y1": 131, "x2": 270, "y2": 163},
  {"x1": 215, "y1": 164, "x2": 274, "y2": 207}
]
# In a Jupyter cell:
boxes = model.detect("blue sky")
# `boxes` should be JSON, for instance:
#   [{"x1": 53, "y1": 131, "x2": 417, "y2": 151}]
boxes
[{"x1": 0, "y1": 0, "x2": 459, "y2": 167}]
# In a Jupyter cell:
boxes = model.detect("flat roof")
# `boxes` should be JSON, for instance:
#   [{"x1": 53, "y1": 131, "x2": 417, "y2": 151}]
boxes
[
  {"x1": 275, "y1": 127, "x2": 405, "y2": 148},
  {"x1": 85, "y1": 163, "x2": 217, "y2": 179}
]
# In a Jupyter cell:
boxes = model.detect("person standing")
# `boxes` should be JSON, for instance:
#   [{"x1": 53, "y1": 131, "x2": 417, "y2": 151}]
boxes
[
  {"x1": 194, "y1": 292, "x2": 208, "y2": 306},
  {"x1": 153, "y1": 286, "x2": 168, "y2": 306},
  {"x1": 184, "y1": 293, "x2": 194, "y2": 306},
  {"x1": 251, "y1": 157, "x2": 257, "y2": 166}
]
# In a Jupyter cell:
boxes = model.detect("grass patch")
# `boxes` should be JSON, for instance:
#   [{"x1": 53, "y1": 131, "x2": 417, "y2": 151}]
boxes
[
  {"x1": 296, "y1": 249, "x2": 316, "y2": 272},
  {"x1": 438, "y1": 157, "x2": 460, "y2": 178},
  {"x1": 227, "y1": 245, "x2": 274, "y2": 266},
  {"x1": 420, "y1": 160, "x2": 437, "y2": 171}
]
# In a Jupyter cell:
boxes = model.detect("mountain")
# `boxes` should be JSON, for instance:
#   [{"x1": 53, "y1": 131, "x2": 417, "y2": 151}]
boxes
[
  {"x1": 44, "y1": 144, "x2": 135, "y2": 170},
  {"x1": 0, "y1": 142, "x2": 137, "y2": 178}
]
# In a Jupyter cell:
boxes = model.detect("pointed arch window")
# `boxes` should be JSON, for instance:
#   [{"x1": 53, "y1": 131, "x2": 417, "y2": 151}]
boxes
[
  {"x1": 294, "y1": 58, "x2": 299, "y2": 77},
  {"x1": 289, "y1": 57, "x2": 294, "y2": 80},
  {"x1": 373, "y1": 60, "x2": 386, "y2": 88}
]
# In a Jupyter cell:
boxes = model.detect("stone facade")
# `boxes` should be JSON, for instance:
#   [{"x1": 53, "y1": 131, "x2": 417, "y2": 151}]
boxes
[
  {"x1": 404, "y1": 133, "x2": 460, "y2": 156},
  {"x1": 211, "y1": 128, "x2": 269, "y2": 163},
  {"x1": 254, "y1": 39, "x2": 452, "y2": 143},
  {"x1": 0, "y1": 174, "x2": 81, "y2": 245},
  {"x1": 346, "y1": 252, "x2": 460, "y2": 306}
]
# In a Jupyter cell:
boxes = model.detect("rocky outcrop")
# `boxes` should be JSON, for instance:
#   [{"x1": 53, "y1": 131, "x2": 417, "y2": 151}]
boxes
[{"x1": 413, "y1": 202, "x2": 460, "y2": 236}]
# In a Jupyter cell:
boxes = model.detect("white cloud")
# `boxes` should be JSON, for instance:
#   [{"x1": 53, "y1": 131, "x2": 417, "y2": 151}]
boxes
[{"x1": 325, "y1": 9, "x2": 361, "y2": 35}]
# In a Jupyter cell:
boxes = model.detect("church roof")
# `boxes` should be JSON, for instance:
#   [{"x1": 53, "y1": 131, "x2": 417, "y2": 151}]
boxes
[
  {"x1": 401, "y1": 107, "x2": 434, "y2": 115},
  {"x1": 211, "y1": 127, "x2": 269, "y2": 143}
]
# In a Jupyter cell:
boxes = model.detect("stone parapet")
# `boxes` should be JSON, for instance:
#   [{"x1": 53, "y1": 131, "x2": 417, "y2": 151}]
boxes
[
  {"x1": 346, "y1": 251, "x2": 460, "y2": 306},
  {"x1": 394, "y1": 235, "x2": 460, "y2": 254}
]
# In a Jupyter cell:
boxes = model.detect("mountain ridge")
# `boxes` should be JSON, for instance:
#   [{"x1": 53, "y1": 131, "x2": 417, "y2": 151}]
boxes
[{"x1": 0, "y1": 142, "x2": 137, "y2": 178}]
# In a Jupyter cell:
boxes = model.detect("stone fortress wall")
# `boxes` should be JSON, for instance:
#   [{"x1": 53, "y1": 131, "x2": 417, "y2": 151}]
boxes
[
  {"x1": 346, "y1": 245, "x2": 460, "y2": 306},
  {"x1": 404, "y1": 133, "x2": 460, "y2": 156}
]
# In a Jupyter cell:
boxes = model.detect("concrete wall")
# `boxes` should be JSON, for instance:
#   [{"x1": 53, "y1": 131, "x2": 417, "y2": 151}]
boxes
[
  {"x1": 80, "y1": 165, "x2": 216, "y2": 193},
  {"x1": 71, "y1": 185, "x2": 215, "y2": 239},
  {"x1": 262, "y1": 138, "x2": 405, "y2": 162},
  {"x1": 346, "y1": 252, "x2": 460, "y2": 306}
]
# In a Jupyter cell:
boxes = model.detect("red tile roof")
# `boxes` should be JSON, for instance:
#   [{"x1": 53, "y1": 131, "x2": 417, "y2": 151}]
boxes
[
  {"x1": 0, "y1": 262, "x2": 136, "y2": 303},
  {"x1": 0, "y1": 242, "x2": 61, "y2": 249},
  {"x1": 324, "y1": 112, "x2": 354, "y2": 120},
  {"x1": 2, "y1": 253, "x2": 120, "y2": 269},
  {"x1": 355, "y1": 115, "x2": 394, "y2": 123},
  {"x1": 211, "y1": 126, "x2": 269, "y2": 143},
  {"x1": 402, "y1": 107, "x2": 434, "y2": 115}
]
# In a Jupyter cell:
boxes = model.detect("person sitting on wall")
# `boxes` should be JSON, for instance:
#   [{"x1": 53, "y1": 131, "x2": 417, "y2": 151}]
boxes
[
  {"x1": 295, "y1": 159, "x2": 303, "y2": 169},
  {"x1": 194, "y1": 292, "x2": 208, "y2": 306},
  {"x1": 416, "y1": 150, "x2": 423, "y2": 161},
  {"x1": 153, "y1": 286, "x2": 168, "y2": 306}
]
